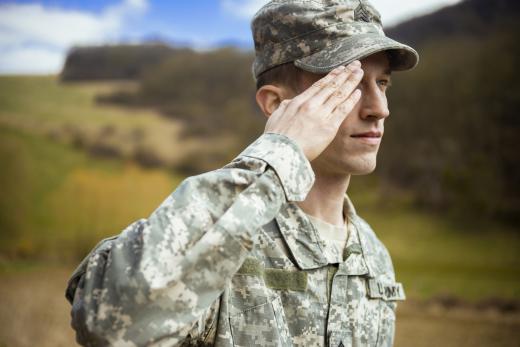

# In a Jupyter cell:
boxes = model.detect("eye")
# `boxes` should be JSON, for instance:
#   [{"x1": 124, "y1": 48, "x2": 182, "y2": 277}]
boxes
[{"x1": 377, "y1": 79, "x2": 392, "y2": 90}]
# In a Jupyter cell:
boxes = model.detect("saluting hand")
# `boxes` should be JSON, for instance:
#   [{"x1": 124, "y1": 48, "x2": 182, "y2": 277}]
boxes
[{"x1": 264, "y1": 60, "x2": 363, "y2": 162}]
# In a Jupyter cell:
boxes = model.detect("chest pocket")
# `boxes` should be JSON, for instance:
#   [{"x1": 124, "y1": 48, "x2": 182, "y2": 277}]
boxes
[
  {"x1": 228, "y1": 259, "x2": 294, "y2": 347},
  {"x1": 334, "y1": 273, "x2": 405, "y2": 347},
  {"x1": 367, "y1": 277, "x2": 406, "y2": 347}
]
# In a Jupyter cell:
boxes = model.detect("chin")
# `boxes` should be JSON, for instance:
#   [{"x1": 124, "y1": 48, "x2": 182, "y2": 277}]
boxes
[
  {"x1": 351, "y1": 165, "x2": 376, "y2": 176},
  {"x1": 315, "y1": 151, "x2": 378, "y2": 176},
  {"x1": 345, "y1": 155, "x2": 378, "y2": 175}
]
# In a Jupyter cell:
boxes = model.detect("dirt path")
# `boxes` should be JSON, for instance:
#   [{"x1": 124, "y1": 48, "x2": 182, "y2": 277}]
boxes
[
  {"x1": 0, "y1": 267, "x2": 518, "y2": 347},
  {"x1": 395, "y1": 301, "x2": 520, "y2": 347},
  {"x1": 0, "y1": 267, "x2": 78, "y2": 347}
]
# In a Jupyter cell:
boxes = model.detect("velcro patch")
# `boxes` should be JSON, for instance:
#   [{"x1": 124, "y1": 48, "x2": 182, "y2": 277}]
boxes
[
  {"x1": 236, "y1": 257, "x2": 307, "y2": 292},
  {"x1": 236, "y1": 257, "x2": 263, "y2": 276},
  {"x1": 367, "y1": 278, "x2": 406, "y2": 301},
  {"x1": 264, "y1": 268, "x2": 307, "y2": 292}
]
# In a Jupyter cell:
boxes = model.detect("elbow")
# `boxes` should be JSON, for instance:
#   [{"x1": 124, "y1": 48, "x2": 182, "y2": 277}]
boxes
[
  {"x1": 70, "y1": 293, "x2": 112, "y2": 347},
  {"x1": 70, "y1": 297, "x2": 186, "y2": 347},
  {"x1": 69, "y1": 279, "x2": 136, "y2": 347}
]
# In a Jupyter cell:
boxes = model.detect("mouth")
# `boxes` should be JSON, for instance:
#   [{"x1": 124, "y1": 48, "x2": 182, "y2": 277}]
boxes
[{"x1": 350, "y1": 131, "x2": 383, "y2": 145}]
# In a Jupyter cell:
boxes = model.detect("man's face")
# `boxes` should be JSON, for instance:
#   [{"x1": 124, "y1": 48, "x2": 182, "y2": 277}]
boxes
[{"x1": 295, "y1": 51, "x2": 391, "y2": 176}]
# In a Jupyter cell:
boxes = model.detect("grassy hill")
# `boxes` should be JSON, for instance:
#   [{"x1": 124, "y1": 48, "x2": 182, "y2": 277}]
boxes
[
  {"x1": 0, "y1": 124, "x2": 183, "y2": 262},
  {"x1": 53, "y1": 0, "x2": 520, "y2": 226},
  {"x1": 0, "y1": 75, "x2": 518, "y2": 302},
  {"x1": 380, "y1": 0, "x2": 520, "y2": 223},
  {"x1": 0, "y1": 76, "x2": 238, "y2": 172}
]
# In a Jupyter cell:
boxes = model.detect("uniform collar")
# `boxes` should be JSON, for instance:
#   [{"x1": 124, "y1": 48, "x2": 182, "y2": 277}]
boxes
[
  {"x1": 344, "y1": 194, "x2": 386, "y2": 277},
  {"x1": 275, "y1": 202, "x2": 328, "y2": 270},
  {"x1": 275, "y1": 194, "x2": 374, "y2": 274}
]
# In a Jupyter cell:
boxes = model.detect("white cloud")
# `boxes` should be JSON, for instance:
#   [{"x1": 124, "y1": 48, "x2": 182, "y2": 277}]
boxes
[
  {"x1": 371, "y1": 0, "x2": 463, "y2": 26},
  {"x1": 0, "y1": 0, "x2": 148, "y2": 74},
  {"x1": 0, "y1": 46, "x2": 64, "y2": 74},
  {"x1": 221, "y1": 0, "x2": 270, "y2": 19}
]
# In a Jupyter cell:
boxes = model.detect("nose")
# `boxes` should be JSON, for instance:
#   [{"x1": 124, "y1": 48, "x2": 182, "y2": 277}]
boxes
[{"x1": 359, "y1": 84, "x2": 390, "y2": 120}]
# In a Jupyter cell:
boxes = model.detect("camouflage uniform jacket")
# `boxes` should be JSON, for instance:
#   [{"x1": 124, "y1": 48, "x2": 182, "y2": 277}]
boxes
[{"x1": 66, "y1": 133, "x2": 406, "y2": 347}]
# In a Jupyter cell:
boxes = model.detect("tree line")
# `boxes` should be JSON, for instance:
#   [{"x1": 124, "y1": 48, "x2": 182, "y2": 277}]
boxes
[{"x1": 60, "y1": 0, "x2": 519, "y2": 225}]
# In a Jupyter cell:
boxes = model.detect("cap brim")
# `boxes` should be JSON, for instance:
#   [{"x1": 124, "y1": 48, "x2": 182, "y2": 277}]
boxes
[{"x1": 294, "y1": 33, "x2": 419, "y2": 73}]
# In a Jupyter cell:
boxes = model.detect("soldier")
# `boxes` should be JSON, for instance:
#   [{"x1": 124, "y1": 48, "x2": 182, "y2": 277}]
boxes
[{"x1": 66, "y1": 0, "x2": 418, "y2": 346}]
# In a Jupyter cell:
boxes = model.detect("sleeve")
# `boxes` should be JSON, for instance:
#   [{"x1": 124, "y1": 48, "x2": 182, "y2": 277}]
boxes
[{"x1": 65, "y1": 133, "x2": 315, "y2": 347}]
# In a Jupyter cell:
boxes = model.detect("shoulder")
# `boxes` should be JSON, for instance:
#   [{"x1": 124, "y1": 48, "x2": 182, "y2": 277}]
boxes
[
  {"x1": 162, "y1": 161, "x2": 269, "y2": 214},
  {"x1": 353, "y1": 215, "x2": 396, "y2": 279}
]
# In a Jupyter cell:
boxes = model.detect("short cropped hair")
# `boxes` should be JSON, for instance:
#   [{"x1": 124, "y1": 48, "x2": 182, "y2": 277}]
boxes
[{"x1": 255, "y1": 62, "x2": 309, "y2": 93}]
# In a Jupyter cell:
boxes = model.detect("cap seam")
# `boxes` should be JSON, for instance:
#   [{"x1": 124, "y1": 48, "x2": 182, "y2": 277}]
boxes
[
  {"x1": 296, "y1": 44, "x2": 400, "y2": 70},
  {"x1": 255, "y1": 35, "x2": 326, "y2": 76},
  {"x1": 255, "y1": 22, "x2": 381, "y2": 76},
  {"x1": 294, "y1": 34, "x2": 417, "y2": 71},
  {"x1": 265, "y1": 21, "x2": 380, "y2": 52}
]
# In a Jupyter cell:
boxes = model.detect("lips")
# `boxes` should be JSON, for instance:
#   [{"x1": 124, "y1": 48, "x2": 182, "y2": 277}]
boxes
[
  {"x1": 350, "y1": 130, "x2": 383, "y2": 145},
  {"x1": 351, "y1": 131, "x2": 382, "y2": 138}
]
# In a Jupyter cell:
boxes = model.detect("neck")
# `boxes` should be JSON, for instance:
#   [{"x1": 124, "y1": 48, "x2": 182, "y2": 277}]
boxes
[{"x1": 297, "y1": 166, "x2": 351, "y2": 227}]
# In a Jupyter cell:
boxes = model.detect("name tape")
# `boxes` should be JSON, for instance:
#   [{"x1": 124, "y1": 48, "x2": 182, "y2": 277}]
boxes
[{"x1": 367, "y1": 278, "x2": 406, "y2": 301}]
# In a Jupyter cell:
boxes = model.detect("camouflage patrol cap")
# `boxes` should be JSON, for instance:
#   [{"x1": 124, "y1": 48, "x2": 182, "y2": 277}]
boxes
[{"x1": 251, "y1": 0, "x2": 419, "y2": 79}]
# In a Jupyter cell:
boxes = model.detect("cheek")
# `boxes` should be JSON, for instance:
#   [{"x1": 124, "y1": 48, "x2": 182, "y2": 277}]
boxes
[
  {"x1": 336, "y1": 108, "x2": 357, "y2": 137},
  {"x1": 328, "y1": 123, "x2": 355, "y2": 156}
]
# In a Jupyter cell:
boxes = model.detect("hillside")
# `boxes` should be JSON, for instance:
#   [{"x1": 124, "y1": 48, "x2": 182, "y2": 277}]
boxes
[
  {"x1": 386, "y1": 0, "x2": 520, "y2": 46},
  {"x1": 61, "y1": 43, "x2": 186, "y2": 81},
  {"x1": 56, "y1": 0, "x2": 520, "y2": 225},
  {"x1": 381, "y1": 0, "x2": 520, "y2": 223},
  {"x1": 0, "y1": 75, "x2": 519, "y2": 347}
]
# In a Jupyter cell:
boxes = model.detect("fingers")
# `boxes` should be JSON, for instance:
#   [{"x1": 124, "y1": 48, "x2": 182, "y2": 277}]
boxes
[
  {"x1": 291, "y1": 65, "x2": 346, "y2": 104},
  {"x1": 307, "y1": 70, "x2": 350, "y2": 106},
  {"x1": 287, "y1": 61, "x2": 362, "y2": 115},
  {"x1": 310, "y1": 61, "x2": 361, "y2": 106},
  {"x1": 329, "y1": 88, "x2": 362, "y2": 127},
  {"x1": 322, "y1": 64, "x2": 363, "y2": 112}
]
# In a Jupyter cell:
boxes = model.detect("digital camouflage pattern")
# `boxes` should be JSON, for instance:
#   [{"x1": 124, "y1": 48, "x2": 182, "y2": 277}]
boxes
[
  {"x1": 251, "y1": 0, "x2": 419, "y2": 78},
  {"x1": 66, "y1": 133, "x2": 406, "y2": 347}
]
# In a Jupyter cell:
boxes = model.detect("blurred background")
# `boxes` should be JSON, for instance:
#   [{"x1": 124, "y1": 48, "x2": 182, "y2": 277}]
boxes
[{"x1": 0, "y1": 0, "x2": 519, "y2": 346}]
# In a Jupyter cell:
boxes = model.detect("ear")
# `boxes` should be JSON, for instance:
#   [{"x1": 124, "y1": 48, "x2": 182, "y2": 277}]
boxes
[{"x1": 255, "y1": 84, "x2": 288, "y2": 118}]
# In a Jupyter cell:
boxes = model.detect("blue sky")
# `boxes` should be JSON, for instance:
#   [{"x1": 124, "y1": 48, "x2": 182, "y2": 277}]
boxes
[{"x1": 0, "y1": 0, "x2": 462, "y2": 74}]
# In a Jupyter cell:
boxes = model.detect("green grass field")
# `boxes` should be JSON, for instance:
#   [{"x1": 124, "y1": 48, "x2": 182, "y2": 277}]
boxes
[
  {"x1": 0, "y1": 76, "x2": 205, "y2": 168},
  {"x1": 0, "y1": 76, "x2": 519, "y2": 302},
  {"x1": 367, "y1": 207, "x2": 519, "y2": 300},
  {"x1": 0, "y1": 125, "x2": 183, "y2": 262}
]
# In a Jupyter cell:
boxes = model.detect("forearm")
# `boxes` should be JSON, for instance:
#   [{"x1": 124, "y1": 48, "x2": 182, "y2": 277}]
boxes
[{"x1": 67, "y1": 133, "x2": 314, "y2": 346}]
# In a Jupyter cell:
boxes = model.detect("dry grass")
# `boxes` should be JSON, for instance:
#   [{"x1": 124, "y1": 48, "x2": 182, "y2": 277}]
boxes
[
  {"x1": 0, "y1": 125, "x2": 183, "y2": 261},
  {"x1": 0, "y1": 76, "x2": 226, "y2": 169}
]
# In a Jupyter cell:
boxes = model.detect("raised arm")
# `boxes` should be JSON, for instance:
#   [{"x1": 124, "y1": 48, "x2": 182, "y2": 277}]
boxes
[{"x1": 66, "y1": 61, "x2": 363, "y2": 346}]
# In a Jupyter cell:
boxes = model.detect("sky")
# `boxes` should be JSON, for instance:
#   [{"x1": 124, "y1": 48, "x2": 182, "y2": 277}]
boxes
[{"x1": 0, "y1": 0, "x2": 463, "y2": 74}]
